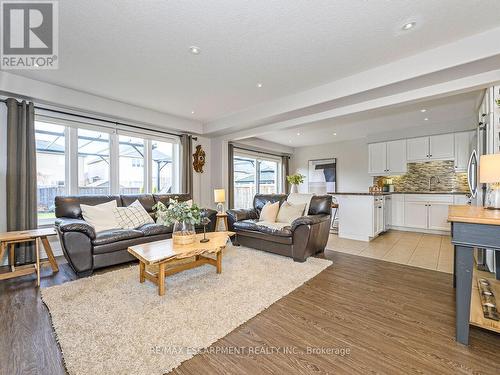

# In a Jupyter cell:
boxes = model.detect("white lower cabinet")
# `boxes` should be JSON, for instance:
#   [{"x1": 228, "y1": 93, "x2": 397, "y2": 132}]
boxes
[
  {"x1": 404, "y1": 201, "x2": 428, "y2": 229},
  {"x1": 402, "y1": 195, "x2": 454, "y2": 232},
  {"x1": 427, "y1": 203, "x2": 451, "y2": 231},
  {"x1": 391, "y1": 194, "x2": 405, "y2": 227}
]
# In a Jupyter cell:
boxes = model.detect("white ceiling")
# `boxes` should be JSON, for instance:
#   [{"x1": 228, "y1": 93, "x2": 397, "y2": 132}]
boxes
[
  {"x1": 257, "y1": 91, "x2": 482, "y2": 147},
  {"x1": 10, "y1": 0, "x2": 500, "y2": 123}
]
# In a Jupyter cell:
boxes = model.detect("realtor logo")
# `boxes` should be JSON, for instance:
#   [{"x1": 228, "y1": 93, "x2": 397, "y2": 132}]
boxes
[{"x1": 1, "y1": 0, "x2": 58, "y2": 69}]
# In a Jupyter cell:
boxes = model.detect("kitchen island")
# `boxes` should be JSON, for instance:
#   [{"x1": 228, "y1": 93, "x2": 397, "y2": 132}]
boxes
[{"x1": 329, "y1": 191, "x2": 469, "y2": 241}]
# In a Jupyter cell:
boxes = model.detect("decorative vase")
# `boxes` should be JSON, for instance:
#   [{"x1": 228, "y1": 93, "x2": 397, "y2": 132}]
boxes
[
  {"x1": 290, "y1": 184, "x2": 298, "y2": 193},
  {"x1": 172, "y1": 220, "x2": 196, "y2": 245}
]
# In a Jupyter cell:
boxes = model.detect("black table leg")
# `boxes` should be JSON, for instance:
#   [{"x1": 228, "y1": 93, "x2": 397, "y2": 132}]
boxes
[
  {"x1": 453, "y1": 245, "x2": 457, "y2": 288},
  {"x1": 496, "y1": 251, "x2": 500, "y2": 280},
  {"x1": 455, "y1": 245, "x2": 474, "y2": 345}
]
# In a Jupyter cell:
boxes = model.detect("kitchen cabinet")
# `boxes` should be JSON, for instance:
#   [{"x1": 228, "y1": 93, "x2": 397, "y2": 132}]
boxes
[
  {"x1": 428, "y1": 202, "x2": 451, "y2": 231},
  {"x1": 384, "y1": 196, "x2": 392, "y2": 229},
  {"x1": 386, "y1": 140, "x2": 407, "y2": 174},
  {"x1": 373, "y1": 197, "x2": 384, "y2": 236},
  {"x1": 390, "y1": 194, "x2": 405, "y2": 227},
  {"x1": 404, "y1": 195, "x2": 454, "y2": 231},
  {"x1": 407, "y1": 137, "x2": 429, "y2": 161},
  {"x1": 368, "y1": 142, "x2": 387, "y2": 175},
  {"x1": 368, "y1": 139, "x2": 407, "y2": 175},
  {"x1": 454, "y1": 131, "x2": 475, "y2": 172},
  {"x1": 404, "y1": 201, "x2": 428, "y2": 229},
  {"x1": 429, "y1": 133, "x2": 454, "y2": 160},
  {"x1": 407, "y1": 134, "x2": 454, "y2": 161}
]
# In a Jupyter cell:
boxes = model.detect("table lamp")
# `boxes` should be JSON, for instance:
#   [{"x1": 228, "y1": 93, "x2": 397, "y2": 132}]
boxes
[
  {"x1": 214, "y1": 189, "x2": 226, "y2": 213},
  {"x1": 479, "y1": 154, "x2": 500, "y2": 210}
]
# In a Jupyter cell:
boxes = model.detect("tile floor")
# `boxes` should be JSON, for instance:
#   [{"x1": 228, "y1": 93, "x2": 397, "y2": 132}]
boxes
[{"x1": 326, "y1": 230, "x2": 453, "y2": 273}]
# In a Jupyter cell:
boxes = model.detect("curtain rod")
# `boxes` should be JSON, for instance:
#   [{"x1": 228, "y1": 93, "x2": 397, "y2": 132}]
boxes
[
  {"x1": 1, "y1": 97, "x2": 198, "y2": 141},
  {"x1": 231, "y1": 143, "x2": 291, "y2": 158}
]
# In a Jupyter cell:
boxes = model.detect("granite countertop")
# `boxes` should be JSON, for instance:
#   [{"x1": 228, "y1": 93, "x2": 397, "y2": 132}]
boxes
[{"x1": 328, "y1": 191, "x2": 469, "y2": 196}]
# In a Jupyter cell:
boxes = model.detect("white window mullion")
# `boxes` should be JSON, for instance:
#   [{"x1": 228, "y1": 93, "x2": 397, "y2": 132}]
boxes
[
  {"x1": 68, "y1": 127, "x2": 78, "y2": 195},
  {"x1": 110, "y1": 130, "x2": 119, "y2": 195},
  {"x1": 144, "y1": 139, "x2": 152, "y2": 193}
]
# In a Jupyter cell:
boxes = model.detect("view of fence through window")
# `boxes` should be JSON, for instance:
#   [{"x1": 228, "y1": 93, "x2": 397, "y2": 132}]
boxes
[
  {"x1": 35, "y1": 121, "x2": 66, "y2": 221},
  {"x1": 34, "y1": 119, "x2": 179, "y2": 223},
  {"x1": 233, "y1": 154, "x2": 280, "y2": 209}
]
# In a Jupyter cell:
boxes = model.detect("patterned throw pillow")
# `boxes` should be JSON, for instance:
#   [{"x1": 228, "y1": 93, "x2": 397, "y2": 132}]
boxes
[{"x1": 113, "y1": 200, "x2": 154, "y2": 229}]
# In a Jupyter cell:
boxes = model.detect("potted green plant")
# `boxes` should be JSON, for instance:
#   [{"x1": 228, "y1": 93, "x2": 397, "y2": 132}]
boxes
[
  {"x1": 495, "y1": 98, "x2": 500, "y2": 108},
  {"x1": 286, "y1": 173, "x2": 305, "y2": 193},
  {"x1": 154, "y1": 198, "x2": 201, "y2": 245}
]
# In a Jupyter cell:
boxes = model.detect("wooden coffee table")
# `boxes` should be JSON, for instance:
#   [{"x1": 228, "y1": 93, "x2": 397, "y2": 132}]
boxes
[{"x1": 127, "y1": 231, "x2": 235, "y2": 296}]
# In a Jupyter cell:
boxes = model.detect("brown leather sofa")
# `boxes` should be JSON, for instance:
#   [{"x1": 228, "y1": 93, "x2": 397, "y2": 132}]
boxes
[
  {"x1": 227, "y1": 194, "x2": 332, "y2": 262},
  {"x1": 54, "y1": 194, "x2": 217, "y2": 277}
]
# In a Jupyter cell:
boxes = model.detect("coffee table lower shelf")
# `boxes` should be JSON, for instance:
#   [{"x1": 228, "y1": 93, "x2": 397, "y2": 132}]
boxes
[{"x1": 139, "y1": 253, "x2": 221, "y2": 296}]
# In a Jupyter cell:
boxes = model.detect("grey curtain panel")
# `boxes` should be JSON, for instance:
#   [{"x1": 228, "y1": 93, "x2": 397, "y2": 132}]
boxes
[
  {"x1": 228, "y1": 143, "x2": 234, "y2": 209},
  {"x1": 282, "y1": 155, "x2": 290, "y2": 194},
  {"x1": 180, "y1": 134, "x2": 193, "y2": 195},
  {"x1": 6, "y1": 98, "x2": 37, "y2": 265}
]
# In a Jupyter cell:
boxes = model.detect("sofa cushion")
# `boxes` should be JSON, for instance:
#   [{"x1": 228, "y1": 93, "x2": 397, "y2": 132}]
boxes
[
  {"x1": 136, "y1": 223, "x2": 172, "y2": 236},
  {"x1": 121, "y1": 194, "x2": 156, "y2": 214},
  {"x1": 81, "y1": 200, "x2": 120, "y2": 233},
  {"x1": 92, "y1": 228, "x2": 143, "y2": 246},
  {"x1": 55, "y1": 195, "x2": 121, "y2": 219},
  {"x1": 259, "y1": 201, "x2": 280, "y2": 222},
  {"x1": 113, "y1": 200, "x2": 155, "y2": 229},
  {"x1": 233, "y1": 219, "x2": 292, "y2": 237},
  {"x1": 253, "y1": 194, "x2": 287, "y2": 215},
  {"x1": 276, "y1": 201, "x2": 306, "y2": 224}
]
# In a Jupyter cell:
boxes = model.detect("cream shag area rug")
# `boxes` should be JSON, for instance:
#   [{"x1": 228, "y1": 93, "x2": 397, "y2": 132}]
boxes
[{"x1": 41, "y1": 245, "x2": 332, "y2": 375}]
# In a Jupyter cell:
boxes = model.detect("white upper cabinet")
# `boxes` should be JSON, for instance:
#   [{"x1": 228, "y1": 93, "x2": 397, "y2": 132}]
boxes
[
  {"x1": 386, "y1": 139, "x2": 407, "y2": 174},
  {"x1": 368, "y1": 142, "x2": 387, "y2": 175},
  {"x1": 454, "y1": 131, "x2": 474, "y2": 171},
  {"x1": 368, "y1": 139, "x2": 406, "y2": 175},
  {"x1": 407, "y1": 137, "x2": 429, "y2": 161},
  {"x1": 429, "y1": 133, "x2": 454, "y2": 160}
]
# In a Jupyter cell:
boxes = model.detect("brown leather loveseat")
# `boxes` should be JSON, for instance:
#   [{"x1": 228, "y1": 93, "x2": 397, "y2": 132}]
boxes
[{"x1": 227, "y1": 194, "x2": 332, "y2": 262}]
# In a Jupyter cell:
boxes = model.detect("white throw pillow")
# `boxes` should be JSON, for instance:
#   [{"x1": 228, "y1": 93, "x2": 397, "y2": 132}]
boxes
[
  {"x1": 276, "y1": 201, "x2": 306, "y2": 224},
  {"x1": 259, "y1": 201, "x2": 280, "y2": 222},
  {"x1": 113, "y1": 200, "x2": 155, "y2": 229},
  {"x1": 80, "y1": 200, "x2": 120, "y2": 233},
  {"x1": 287, "y1": 193, "x2": 315, "y2": 216}
]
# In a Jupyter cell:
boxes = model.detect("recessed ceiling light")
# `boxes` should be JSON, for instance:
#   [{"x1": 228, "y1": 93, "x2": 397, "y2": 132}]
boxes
[
  {"x1": 402, "y1": 22, "x2": 416, "y2": 31},
  {"x1": 424, "y1": 117, "x2": 429, "y2": 121},
  {"x1": 297, "y1": 132, "x2": 301, "y2": 136},
  {"x1": 191, "y1": 110, "x2": 195, "y2": 114},
  {"x1": 256, "y1": 83, "x2": 263, "y2": 88},
  {"x1": 189, "y1": 46, "x2": 201, "y2": 55},
  {"x1": 333, "y1": 132, "x2": 337, "y2": 136},
  {"x1": 420, "y1": 109, "x2": 427, "y2": 113}
]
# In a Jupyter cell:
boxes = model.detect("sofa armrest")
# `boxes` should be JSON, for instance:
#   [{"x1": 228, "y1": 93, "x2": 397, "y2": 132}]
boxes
[
  {"x1": 55, "y1": 217, "x2": 96, "y2": 240},
  {"x1": 227, "y1": 208, "x2": 258, "y2": 230},
  {"x1": 291, "y1": 214, "x2": 330, "y2": 231}
]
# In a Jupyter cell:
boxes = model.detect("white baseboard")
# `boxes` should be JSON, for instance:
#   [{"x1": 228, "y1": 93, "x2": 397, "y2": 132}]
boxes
[{"x1": 388, "y1": 225, "x2": 450, "y2": 236}]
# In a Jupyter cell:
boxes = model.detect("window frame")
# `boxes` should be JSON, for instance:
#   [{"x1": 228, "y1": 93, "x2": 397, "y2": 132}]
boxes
[{"x1": 34, "y1": 114, "x2": 181, "y2": 225}]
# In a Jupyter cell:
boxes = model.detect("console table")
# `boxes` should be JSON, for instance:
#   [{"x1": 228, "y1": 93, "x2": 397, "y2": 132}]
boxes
[
  {"x1": 0, "y1": 228, "x2": 59, "y2": 286},
  {"x1": 448, "y1": 205, "x2": 500, "y2": 345}
]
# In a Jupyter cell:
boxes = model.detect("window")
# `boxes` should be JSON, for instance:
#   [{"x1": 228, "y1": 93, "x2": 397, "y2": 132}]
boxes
[
  {"x1": 78, "y1": 129, "x2": 110, "y2": 195},
  {"x1": 34, "y1": 116, "x2": 182, "y2": 225},
  {"x1": 233, "y1": 152, "x2": 282, "y2": 209},
  {"x1": 151, "y1": 139, "x2": 175, "y2": 194},
  {"x1": 119, "y1": 135, "x2": 145, "y2": 194},
  {"x1": 35, "y1": 121, "x2": 67, "y2": 223}
]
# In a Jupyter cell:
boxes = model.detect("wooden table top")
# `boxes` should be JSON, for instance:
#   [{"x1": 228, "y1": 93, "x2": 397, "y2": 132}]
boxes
[
  {"x1": 448, "y1": 205, "x2": 500, "y2": 226},
  {"x1": 0, "y1": 227, "x2": 56, "y2": 242},
  {"x1": 128, "y1": 231, "x2": 235, "y2": 265}
]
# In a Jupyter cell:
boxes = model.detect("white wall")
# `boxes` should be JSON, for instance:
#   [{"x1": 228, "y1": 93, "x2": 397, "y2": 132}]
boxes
[{"x1": 291, "y1": 138, "x2": 372, "y2": 193}]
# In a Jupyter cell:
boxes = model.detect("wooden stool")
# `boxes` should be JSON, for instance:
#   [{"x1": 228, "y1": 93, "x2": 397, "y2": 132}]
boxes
[
  {"x1": 0, "y1": 228, "x2": 59, "y2": 286},
  {"x1": 215, "y1": 213, "x2": 229, "y2": 232}
]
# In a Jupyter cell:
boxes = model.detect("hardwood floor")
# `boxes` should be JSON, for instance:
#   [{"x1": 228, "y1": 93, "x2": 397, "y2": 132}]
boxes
[
  {"x1": 328, "y1": 230, "x2": 455, "y2": 273},
  {"x1": 1, "y1": 252, "x2": 500, "y2": 374}
]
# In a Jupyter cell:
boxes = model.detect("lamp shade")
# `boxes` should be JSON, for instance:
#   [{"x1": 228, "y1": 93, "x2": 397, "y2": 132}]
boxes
[
  {"x1": 479, "y1": 154, "x2": 500, "y2": 183},
  {"x1": 214, "y1": 189, "x2": 226, "y2": 203}
]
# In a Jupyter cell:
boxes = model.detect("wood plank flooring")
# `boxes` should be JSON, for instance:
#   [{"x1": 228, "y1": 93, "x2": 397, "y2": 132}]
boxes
[
  {"x1": 328, "y1": 230, "x2": 455, "y2": 273},
  {"x1": 1, "y1": 251, "x2": 500, "y2": 374}
]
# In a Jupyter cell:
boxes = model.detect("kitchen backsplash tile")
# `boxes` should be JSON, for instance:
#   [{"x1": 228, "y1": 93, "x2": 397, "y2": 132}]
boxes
[{"x1": 373, "y1": 160, "x2": 468, "y2": 192}]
